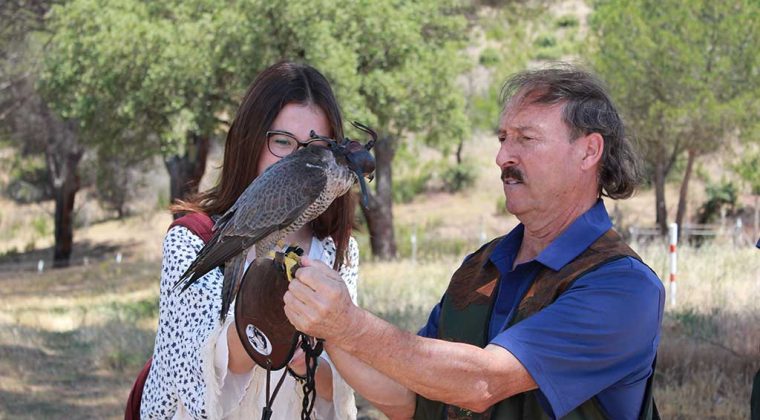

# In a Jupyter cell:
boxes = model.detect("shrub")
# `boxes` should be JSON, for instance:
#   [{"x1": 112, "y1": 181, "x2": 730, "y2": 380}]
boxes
[
  {"x1": 393, "y1": 175, "x2": 428, "y2": 204},
  {"x1": 4, "y1": 155, "x2": 52, "y2": 203},
  {"x1": 32, "y1": 215, "x2": 50, "y2": 237},
  {"x1": 156, "y1": 189, "x2": 170, "y2": 211},
  {"x1": 478, "y1": 47, "x2": 501, "y2": 67},
  {"x1": 496, "y1": 196, "x2": 508, "y2": 214},
  {"x1": 441, "y1": 162, "x2": 477, "y2": 193},
  {"x1": 556, "y1": 14, "x2": 579, "y2": 28},
  {"x1": 534, "y1": 34, "x2": 557, "y2": 48},
  {"x1": 697, "y1": 180, "x2": 738, "y2": 224}
]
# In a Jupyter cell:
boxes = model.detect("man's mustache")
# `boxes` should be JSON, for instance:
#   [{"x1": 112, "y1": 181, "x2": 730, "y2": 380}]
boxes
[{"x1": 501, "y1": 167, "x2": 524, "y2": 183}]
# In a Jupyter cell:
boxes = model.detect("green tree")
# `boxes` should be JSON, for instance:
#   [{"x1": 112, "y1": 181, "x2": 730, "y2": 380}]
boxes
[
  {"x1": 39, "y1": 0, "x2": 470, "y2": 260},
  {"x1": 1, "y1": 0, "x2": 87, "y2": 267},
  {"x1": 591, "y1": 0, "x2": 760, "y2": 234},
  {"x1": 734, "y1": 147, "x2": 760, "y2": 238},
  {"x1": 39, "y1": 0, "x2": 244, "y2": 211},
  {"x1": 252, "y1": 0, "x2": 471, "y2": 259}
]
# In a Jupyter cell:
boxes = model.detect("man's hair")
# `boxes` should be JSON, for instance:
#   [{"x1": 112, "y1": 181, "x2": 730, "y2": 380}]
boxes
[{"x1": 499, "y1": 64, "x2": 641, "y2": 199}]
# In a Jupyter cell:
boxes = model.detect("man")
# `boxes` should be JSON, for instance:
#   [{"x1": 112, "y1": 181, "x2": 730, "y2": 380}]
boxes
[
  {"x1": 753, "y1": 239, "x2": 760, "y2": 420},
  {"x1": 284, "y1": 66, "x2": 665, "y2": 419}
]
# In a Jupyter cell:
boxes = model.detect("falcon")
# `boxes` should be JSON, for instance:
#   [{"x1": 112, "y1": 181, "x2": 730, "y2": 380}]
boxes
[{"x1": 173, "y1": 123, "x2": 376, "y2": 321}]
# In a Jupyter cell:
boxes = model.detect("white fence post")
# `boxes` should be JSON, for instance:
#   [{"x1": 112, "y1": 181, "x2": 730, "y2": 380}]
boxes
[
  {"x1": 668, "y1": 223, "x2": 678, "y2": 307},
  {"x1": 115, "y1": 252, "x2": 123, "y2": 274},
  {"x1": 754, "y1": 196, "x2": 759, "y2": 241},
  {"x1": 734, "y1": 218, "x2": 743, "y2": 246},
  {"x1": 410, "y1": 228, "x2": 417, "y2": 265},
  {"x1": 37, "y1": 259, "x2": 44, "y2": 273},
  {"x1": 629, "y1": 226, "x2": 639, "y2": 246}
]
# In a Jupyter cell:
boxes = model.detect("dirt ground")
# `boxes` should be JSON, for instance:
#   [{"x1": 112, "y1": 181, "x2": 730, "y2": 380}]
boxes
[{"x1": 0, "y1": 260, "x2": 387, "y2": 419}]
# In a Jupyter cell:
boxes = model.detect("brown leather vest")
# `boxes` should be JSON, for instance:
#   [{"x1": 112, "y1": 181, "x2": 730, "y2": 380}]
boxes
[{"x1": 414, "y1": 229, "x2": 657, "y2": 420}]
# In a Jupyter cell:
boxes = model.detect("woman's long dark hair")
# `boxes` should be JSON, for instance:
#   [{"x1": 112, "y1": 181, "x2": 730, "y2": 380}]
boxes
[{"x1": 172, "y1": 61, "x2": 356, "y2": 268}]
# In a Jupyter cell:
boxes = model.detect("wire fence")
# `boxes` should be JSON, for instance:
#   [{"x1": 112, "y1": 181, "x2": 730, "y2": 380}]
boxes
[
  {"x1": 628, "y1": 220, "x2": 755, "y2": 247},
  {"x1": 0, "y1": 252, "x2": 127, "y2": 274}
]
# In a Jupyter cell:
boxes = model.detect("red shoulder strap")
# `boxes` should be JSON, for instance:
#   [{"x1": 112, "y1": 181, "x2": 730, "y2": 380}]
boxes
[
  {"x1": 169, "y1": 213, "x2": 215, "y2": 243},
  {"x1": 124, "y1": 357, "x2": 152, "y2": 420}
]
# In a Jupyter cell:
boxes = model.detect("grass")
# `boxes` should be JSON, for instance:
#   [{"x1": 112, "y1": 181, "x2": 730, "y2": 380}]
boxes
[
  {"x1": 633, "y1": 244, "x2": 759, "y2": 419},
  {"x1": 1, "y1": 133, "x2": 758, "y2": 419},
  {"x1": 358, "y1": 244, "x2": 760, "y2": 419},
  {"x1": 1, "y1": 131, "x2": 758, "y2": 418},
  {"x1": 2, "y1": 238, "x2": 757, "y2": 419},
  {"x1": 0, "y1": 261, "x2": 159, "y2": 419}
]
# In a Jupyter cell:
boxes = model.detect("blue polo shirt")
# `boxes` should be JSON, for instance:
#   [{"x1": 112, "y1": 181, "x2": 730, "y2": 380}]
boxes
[{"x1": 419, "y1": 200, "x2": 665, "y2": 419}]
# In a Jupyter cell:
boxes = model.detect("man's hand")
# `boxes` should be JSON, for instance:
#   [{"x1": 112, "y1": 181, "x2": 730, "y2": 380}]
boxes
[
  {"x1": 284, "y1": 256, "x2": 356, "y2": 343},
  {"x1": 285, "y1": 257, "x2": 416, "y2": 416}
]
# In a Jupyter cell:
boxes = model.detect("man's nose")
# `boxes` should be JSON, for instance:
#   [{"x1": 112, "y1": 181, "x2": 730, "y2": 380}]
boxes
[{"x1": 496, "y1": 141, "x2": 517, "y2": 168}]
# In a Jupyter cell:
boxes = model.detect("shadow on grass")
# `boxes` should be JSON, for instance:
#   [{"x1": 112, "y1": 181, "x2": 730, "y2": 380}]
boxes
[
  {"x1": 655, "y1": 310, "x2": 760, "y2": 419},
  {"x1": 0, "y1": 389, "x2": 87, "y2": 420},
  {"x1": 0, "y1": 321, "x2": 155, "y2": 419},
  {"x1": 0, "y1": 239, "x2": 138, "y2": 269}
]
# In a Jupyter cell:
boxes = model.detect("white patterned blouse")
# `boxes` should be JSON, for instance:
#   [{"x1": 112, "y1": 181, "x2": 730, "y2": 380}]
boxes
[{"x1": 141, "y1": 225, "x2": 359, "y2": 419}]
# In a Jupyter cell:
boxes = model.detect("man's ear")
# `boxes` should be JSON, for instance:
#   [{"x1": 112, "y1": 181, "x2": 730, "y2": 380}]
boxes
[{"x1": 579, "y1": 132, "x2": 604, "y2": 170}]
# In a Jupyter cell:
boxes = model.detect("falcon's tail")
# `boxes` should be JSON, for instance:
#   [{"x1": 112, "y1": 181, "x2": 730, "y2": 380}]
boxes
[
  {"x1": 172, "y1": 232, "x2": 247, "y2": 294},
  {"x1": 220, "y1": 254, "x2": 246, "y2": 322}
]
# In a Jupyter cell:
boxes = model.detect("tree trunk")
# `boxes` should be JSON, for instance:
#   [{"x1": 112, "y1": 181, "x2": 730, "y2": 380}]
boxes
[
  {"x1": 5, "y1": 77, "x2": 83, "y2": 267},
  {"x1": 654, "y1": 156, "x2": 668, "y2": 235},
  {"x1": 45, "y1": 118, "x2": 83, "y2": 268},
  {"x1": 164, "y1": 133, "x2": 209, "y2": 219},
  {"x1": 675, "y1": 148, "x2": 697, "y2": 239},
  {"x1": 360, "y1": 134, "x2": 397, "y2": 260},
  {"x1": 754, "y1": 195, "x2": 759, "y2": 241},
  {"x1": 52, "y1": 165, "x2": 80, "y2": 267}
]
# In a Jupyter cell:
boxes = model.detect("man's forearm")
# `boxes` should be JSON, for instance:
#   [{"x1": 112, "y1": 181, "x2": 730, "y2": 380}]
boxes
[
  {"x1": 325, "y1": 343, "x2": 415, "y2": 418},
  {"x1": 335, "y1": 306, "x2": 536, "y2": 412},
  {"x1": 283, "y1": 262, "x2": 535, "y2": 411}
]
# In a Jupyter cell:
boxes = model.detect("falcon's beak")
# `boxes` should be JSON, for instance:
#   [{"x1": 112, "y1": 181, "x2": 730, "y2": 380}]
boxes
[
  {"x1": 345, "y1": 140, "x2": 376, "y2": 208},
  {"x1": 356, "y1": 170, "x2": 371, "y2": 208}
]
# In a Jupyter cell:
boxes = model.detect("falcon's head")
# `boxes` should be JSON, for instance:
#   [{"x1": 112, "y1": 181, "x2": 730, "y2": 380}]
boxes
[{"x1": 309, "y1": 121, "x2": 377, "y2": 207}]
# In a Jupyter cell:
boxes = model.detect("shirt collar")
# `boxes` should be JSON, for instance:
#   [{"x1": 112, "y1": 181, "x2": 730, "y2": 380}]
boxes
[
  {"x1": 488, "y1": 224, "x2": 524, "y2": 275},
  {"x1": 488, "y1": 199, "x2": 612, "y2": 273},
  {"x1": 535, "y1": 199, "x2": 612, "y2": 271}
]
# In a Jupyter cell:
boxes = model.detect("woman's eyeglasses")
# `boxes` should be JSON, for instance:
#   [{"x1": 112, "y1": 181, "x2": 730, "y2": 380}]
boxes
[{"x1": 266, "y1": 130, "x2": 330, "y2": 158}]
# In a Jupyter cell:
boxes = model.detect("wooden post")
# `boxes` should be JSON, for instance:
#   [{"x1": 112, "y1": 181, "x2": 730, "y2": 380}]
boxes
[
  {"x1": 410, "y1": 227, "x2": 417, "y2": 265},
  {"x1": 668, "y1": 223, "x2": 678, "y2": 307}
]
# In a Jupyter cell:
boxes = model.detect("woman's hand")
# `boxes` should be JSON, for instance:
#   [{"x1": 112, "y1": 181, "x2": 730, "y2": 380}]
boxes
[
  {"x1": 288, "y1": 346, "x2": 334, "y2": 401},
  {"x1": 288, "y1": 347, "x2": 307, "y2": 378}
]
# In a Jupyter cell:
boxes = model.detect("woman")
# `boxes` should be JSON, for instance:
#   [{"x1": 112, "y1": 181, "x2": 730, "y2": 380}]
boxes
[{"x1": 141, "y1": 61, "x2": 359, "y2": 419}]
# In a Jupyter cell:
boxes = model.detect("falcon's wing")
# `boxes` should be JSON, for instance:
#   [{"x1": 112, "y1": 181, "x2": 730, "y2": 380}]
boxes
[
  {"x1": 173, "y1": 148, "x2": 329, "y2": 294},
  {"x1": 224, "y1": 149, "x2": 329, "y2": 238}
]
